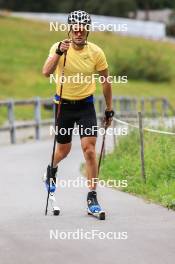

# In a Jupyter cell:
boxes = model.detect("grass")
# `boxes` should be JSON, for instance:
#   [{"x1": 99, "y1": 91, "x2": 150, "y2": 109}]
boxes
[
  {"x1": 0, "y1": 16, "x2": 175, "y2": 123},
  {"x1": 99, "y1": 130, "x2": 175, "y2": 209}
]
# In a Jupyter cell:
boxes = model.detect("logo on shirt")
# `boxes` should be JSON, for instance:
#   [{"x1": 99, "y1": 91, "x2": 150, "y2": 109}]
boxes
[{"x1": 83, "y1": 56, "x2": 90, "y2": 60}]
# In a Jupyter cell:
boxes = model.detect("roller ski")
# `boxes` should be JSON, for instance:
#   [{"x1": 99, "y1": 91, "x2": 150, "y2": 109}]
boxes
[
  {"x1": 87, "y1": 191, "x2": 105, "y2": 220},
  {"x1": 43, "y1": 165, "x2": 60, "y2": 216}
]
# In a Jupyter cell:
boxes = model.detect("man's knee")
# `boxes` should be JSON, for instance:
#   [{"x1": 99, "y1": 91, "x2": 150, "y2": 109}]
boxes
[
  {"x1": 56, "y1": 143, "x2": 71, "y2": 159},
  {"x1": 82, "y1": 144, "x2": 96, "y2": 160}
]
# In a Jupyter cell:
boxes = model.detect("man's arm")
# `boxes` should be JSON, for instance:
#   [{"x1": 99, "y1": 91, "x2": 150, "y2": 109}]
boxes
[
  {"x1": 42, "y1": 39, "x2": 70, "y2": 77},
  {"x1": 42, "y1": 54, "x2": 61, "y2": 77},
  {"x1": 98, "y1": 68, "x2": 114, "y2": 127},
  {"x1": 98, "y1": 68, "x2": 113, "y2": 110}
]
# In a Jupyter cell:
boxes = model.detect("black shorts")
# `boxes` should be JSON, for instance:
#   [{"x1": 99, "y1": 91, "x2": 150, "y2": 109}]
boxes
[{"x1": 54, "y1": 101, "x2": 97, "y2": 144}]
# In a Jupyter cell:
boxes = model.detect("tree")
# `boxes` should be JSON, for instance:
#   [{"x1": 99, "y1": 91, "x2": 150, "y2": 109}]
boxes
[
  {"x1": 0, "y1": 0, "x2": 174, "y2": 16},
  {"x1": 85, "y1": 0, "x2": 137, "y2": 17}
]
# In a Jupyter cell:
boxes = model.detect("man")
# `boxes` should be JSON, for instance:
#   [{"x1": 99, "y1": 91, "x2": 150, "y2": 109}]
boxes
[{"x1": 42, "y1": 10, "x2": 114, "y2": 219}]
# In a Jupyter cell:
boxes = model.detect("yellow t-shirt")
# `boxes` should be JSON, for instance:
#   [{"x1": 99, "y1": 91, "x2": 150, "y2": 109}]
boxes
[{"x1": 48, "y1": 41, "x2": 108, "y2": 100}]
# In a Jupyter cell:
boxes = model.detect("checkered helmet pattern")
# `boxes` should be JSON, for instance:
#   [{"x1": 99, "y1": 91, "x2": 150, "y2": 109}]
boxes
[{"x1": 68, "y1": 10, "x2": 91, "y2": 25}]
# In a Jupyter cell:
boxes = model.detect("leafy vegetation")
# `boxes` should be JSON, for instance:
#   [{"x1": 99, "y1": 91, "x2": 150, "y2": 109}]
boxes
[{"x1": 99, "y1": 130, "x2": 175, "y2": 209}]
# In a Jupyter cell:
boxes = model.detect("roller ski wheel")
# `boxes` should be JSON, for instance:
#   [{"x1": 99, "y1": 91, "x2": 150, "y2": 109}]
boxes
[
  {"x1": 87, "y1": 208, "x2": 105, "y2": 220},
  {"x1": 53, "y1": 206, "x2": 60, "y2": 216}
]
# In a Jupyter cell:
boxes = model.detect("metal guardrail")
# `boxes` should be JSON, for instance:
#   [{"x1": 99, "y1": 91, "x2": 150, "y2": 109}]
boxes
[
  {"x1": 0, "y1": 96, "x2": 174, "y2": 144},
  {"x1": 0, "y1": 97, "x2": 53, "y2": 144}
]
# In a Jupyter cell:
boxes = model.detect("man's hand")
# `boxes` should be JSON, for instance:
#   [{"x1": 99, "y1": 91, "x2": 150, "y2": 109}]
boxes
[
  {"x1": 59, "y1": 39, "x2": 71, "y2": 53},
  {"x1": 103, "y1": 109, "x2": 114, "y2": 128}
]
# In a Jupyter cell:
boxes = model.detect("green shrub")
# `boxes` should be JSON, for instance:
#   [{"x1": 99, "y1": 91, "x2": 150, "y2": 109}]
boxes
[{"x1": 110, "y1": 45, "x2": 173, "y2": 82}]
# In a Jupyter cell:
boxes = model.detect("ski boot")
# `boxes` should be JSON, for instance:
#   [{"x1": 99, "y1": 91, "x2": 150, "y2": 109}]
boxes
[{"x1": 87, "y1": 191, "x2": 105, "y2": 220}]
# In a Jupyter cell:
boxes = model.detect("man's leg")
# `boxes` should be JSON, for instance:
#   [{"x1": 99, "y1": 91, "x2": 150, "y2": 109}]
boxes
[
  {"x1": 81, "y1": 136, "x2": 98, "y2": 190},
  {"x1": 81, "y1": 136, "x2": 105, "y2": 218},
  {"x1": 44, "y1": 142, "x2": 72, "y2": 192},
  {"x1": 44, "y1": 102, "x2": 73, "y2": 194},
  {"x1": 53, "y1": 142, "x2": 72, "y2": 167}
]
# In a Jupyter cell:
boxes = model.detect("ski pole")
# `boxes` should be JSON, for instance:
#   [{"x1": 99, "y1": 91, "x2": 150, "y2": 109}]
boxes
[
  {"x1": 98, "y1": 124, "x2": 107, "y2": 175},
  {"x1": 45, "y1": 51, "x2": 67, "y2": 216}
]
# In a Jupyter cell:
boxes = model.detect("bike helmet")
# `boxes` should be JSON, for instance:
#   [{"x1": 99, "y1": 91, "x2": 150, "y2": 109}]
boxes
[{"x1": 68, "y1": 10, "x2": 91, "y2": 25}]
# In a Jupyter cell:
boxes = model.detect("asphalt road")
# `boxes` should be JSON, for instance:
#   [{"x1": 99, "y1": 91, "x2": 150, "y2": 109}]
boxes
[{"x1": 0, "y1": 136, "x2": 175, "y2": 264}]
